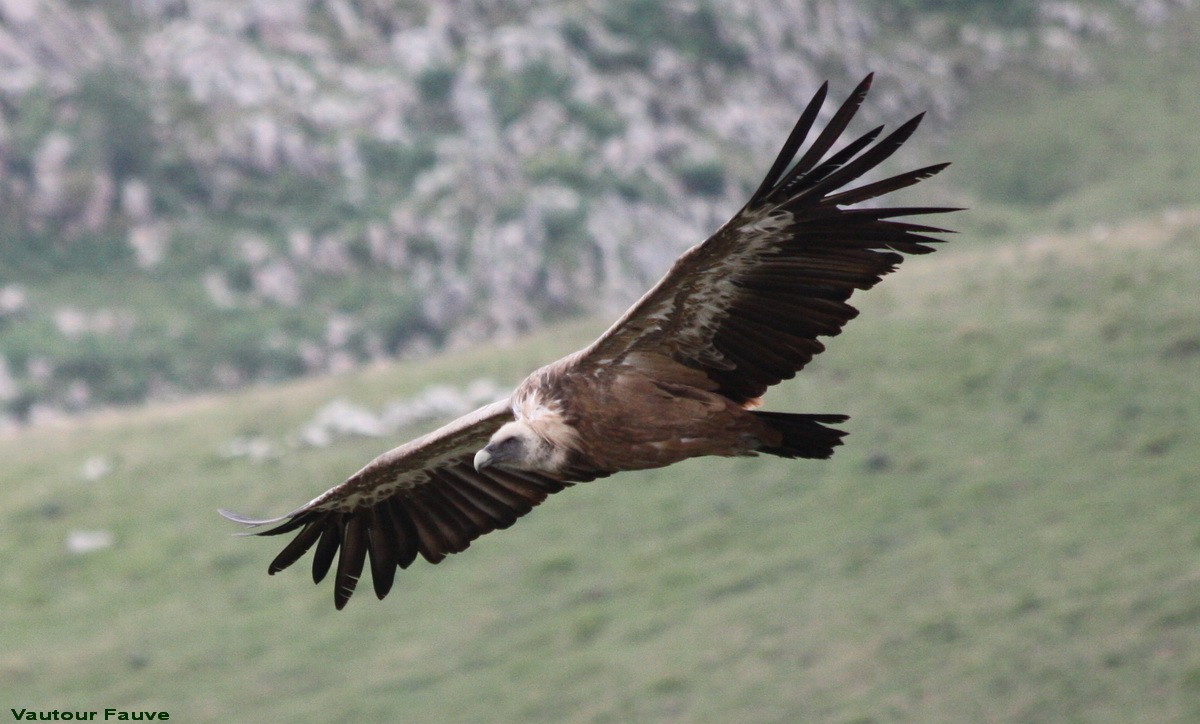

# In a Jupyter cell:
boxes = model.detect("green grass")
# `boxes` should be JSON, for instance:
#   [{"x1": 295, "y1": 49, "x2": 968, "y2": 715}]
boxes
[
  {"x1": 2, "y1": 210, "x2": 1199, "y2": 722},
  {"x1": 947, "y1": 11, "x2": 1200, "y2": 241}
]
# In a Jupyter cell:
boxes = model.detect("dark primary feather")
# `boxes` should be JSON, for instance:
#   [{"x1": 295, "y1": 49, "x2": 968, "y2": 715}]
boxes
[
  {"x1": 748, "y1": 81, "x2": 829, "y2": 206},
  {"x1": 769, "y1": 73, "x2": 875, "y2": 202},
  {"x1": 825, "y1": 162, "x2": 951, "y2": 208},
  {"x1": 334, "y1": 516, "x2": 367, "y2": 609},
  {"x1": 267, "y1": 519, "x2": 323, "y2": 574},
  {"x1": 786, "y1": 112, "x2": 927, "y2": 207},
  {"x1": 311, "y1": 517, "x2": 340, "y2": 584},
  {"x1": 798, "y1": 124, "x2": 884, "y2": 188}
]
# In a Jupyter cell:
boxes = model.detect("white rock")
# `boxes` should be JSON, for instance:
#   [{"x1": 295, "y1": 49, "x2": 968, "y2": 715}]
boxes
[
  {"x1": 203, "y1": 270, "x2": 238, "y2": 309},
  {"x1": 325, "y1": 313, "x2": 358, "y2": 348},
  {"x1": 80, "y1": 455, "x2": 112, "y2": 482},
  {"x1": 252, "y1": 260, "x2": 302, "y2": 306},
  {"x1": 54, "y1": 308, "x2": 89, "y2": 340},
  {"x1": 217, "y1": 435, "x2": 277, "y2": 463},
  {"x1": 128, "y1": 224, "x2": 168, "y2": 269},
  {"x1": 0, "y1": 284, "x2": 27, "y2": 317},
  {"x1": 66, "y1": 530, "x2": 115, "y2": 555},
  {"x1": 301, "y1": 398, "x2": 386, "y2": 445}
]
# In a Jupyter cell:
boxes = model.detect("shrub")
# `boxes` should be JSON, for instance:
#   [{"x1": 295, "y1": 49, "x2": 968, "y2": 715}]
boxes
[
  {"x1": 76, "y1": 66, "x2": 157, "y2": 180},
  {"x1": 888, "y1": 0, "x2": 1036, "y2": 25},
  {"x1": 602, "y1": 0, "x2": 747, "y2": 67},
  {"x1": 675, "y1": 159, "x2": 726, "y2": 197},
  {"x1": 358, "y1": 137, "x2": 437, "y2": 188},
  {"x1": 491, "y1": 61, "x2": 573, "y2": 126},
  {"x1": 417, "y1": 66, "x2": 456, "y2": 104}
]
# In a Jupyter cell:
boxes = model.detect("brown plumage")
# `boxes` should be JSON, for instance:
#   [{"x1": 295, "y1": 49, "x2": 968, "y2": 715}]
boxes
[{"x1": 221, "y1": 75, "x2": 957, "y2": 608}]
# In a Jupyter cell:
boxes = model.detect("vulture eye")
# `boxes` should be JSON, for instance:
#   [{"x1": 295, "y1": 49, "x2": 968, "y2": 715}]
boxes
[{"x1": 494, "y1": 436, "x2": 522, "y2": 455}]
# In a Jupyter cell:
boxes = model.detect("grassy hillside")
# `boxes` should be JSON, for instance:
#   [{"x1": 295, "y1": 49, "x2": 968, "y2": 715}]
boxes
[
  {"x1": 947, "y1": 10, "x2": 1200, "y2": 241},
  {"x1": 3, "y1": 209, "x2": 1199, "y2": 722}
]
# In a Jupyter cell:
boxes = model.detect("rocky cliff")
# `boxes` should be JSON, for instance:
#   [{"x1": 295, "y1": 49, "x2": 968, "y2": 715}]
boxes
[{"x1": 0, "y1": 0, "x2": 1189, "y2": 424}]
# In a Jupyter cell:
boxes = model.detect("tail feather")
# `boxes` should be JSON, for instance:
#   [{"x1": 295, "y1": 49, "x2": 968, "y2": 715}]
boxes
[{"x1": 752, "y1": 411, "x2": 849, "y2": 460}]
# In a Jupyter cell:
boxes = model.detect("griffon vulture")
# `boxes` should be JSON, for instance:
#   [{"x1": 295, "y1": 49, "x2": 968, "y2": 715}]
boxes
[{"x1": 222, "y1": 75, "x2": 955, "y2": 608}]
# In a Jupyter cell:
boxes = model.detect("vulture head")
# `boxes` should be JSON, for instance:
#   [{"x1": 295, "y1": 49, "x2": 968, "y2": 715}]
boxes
[{"x1": 474, "y1": 420, "x2": 555, "y2": 472}]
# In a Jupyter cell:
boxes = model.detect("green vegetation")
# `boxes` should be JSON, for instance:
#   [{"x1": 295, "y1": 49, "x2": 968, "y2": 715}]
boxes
[
  {"x1": 948, "y1": 13, "x2": 1200, "y2": 237},
  {"x1": 3, "y1": 211, "x2": 1198, "y2": 721},
  {"x1": 894, "y1": 0, "x2": 1037, "y2": 24},
  {"x1": 673, "y1": 158, "x2": 727, "y2": 197},
  {"x1": 602, "y1": 0, "x2": 748, "y2": 68},
  {"x1": 416, "y1": 65, "x2": 456, "y2": 105},
  {"x1": 490, "y1": 61, "x2": 574, "y2": 126},
  {"x1": 358, "y1": 137, "x2": 437, "y2": 191},
  {"x1": 76, "y1": 67, "x2": 158, "y2": 181}
]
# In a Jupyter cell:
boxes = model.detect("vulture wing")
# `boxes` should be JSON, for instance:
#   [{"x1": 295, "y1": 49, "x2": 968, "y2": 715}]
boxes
[
  {"x1": 579, "y1": 74, "x2": 956, "y2": 403},
  {"x1": 220, "y1": 398, "x2": 575, "y2": 608}
]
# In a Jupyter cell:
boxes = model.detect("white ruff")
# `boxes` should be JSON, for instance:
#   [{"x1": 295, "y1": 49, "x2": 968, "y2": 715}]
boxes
[
  {"x1": 514, "y1": 387, "x2": 562, "y2": 423},
  {"x1": 512, "y1": 385, "x2": 579, "y2": 466}
]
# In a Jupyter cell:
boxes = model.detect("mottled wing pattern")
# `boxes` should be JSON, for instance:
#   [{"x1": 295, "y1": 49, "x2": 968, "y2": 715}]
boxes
[
  {"x1": 220, "y1": 399, "x2": 574, "y2": 609},
  {"x1": 581, "y1": 74, "x2": 956, "y2": 404}
]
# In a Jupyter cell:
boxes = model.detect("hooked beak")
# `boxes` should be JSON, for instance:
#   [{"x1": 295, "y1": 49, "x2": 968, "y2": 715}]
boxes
[{"x1": 473, "y1": 446, "x2": 494, "y2": 471}]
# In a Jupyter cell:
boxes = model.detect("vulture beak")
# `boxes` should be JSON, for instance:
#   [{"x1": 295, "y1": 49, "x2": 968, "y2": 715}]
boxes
[{"x1": 473, "y1": 446, "x2": 495, "y2": 471}]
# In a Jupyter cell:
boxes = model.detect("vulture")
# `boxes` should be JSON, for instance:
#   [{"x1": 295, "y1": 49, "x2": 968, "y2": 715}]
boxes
[{"x1": 222, "y1": 75, "x2": 956, "y2": 608}]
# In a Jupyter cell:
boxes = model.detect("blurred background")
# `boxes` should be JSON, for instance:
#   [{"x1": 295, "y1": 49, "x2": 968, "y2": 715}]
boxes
[{"x1": 1, "y1": 0, "x2": 1199, "y2": 721}]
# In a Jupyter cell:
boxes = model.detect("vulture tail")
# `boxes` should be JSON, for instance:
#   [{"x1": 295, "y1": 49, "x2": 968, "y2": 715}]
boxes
[{"x1": 752, "y1": 412, "x2": 849, "y2": 460}]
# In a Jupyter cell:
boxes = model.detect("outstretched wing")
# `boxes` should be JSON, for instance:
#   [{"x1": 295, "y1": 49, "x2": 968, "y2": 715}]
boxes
[
  {"x1": 221, "y1": 398, "x2": 574, "y2": 609},
  {"x1": 579, "y1": 74, "x2": 957, "y2": 404}
]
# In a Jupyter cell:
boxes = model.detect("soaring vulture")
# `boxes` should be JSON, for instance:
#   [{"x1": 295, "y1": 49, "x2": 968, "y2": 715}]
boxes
[{"x1": 222, "y1": 75, "x2": 955, "y2": 608}]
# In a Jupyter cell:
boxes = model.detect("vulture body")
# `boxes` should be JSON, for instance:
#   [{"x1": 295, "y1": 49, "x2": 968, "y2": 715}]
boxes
[{"x1": 222, "y1": 75, "x2": 956, "y2": 609}]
